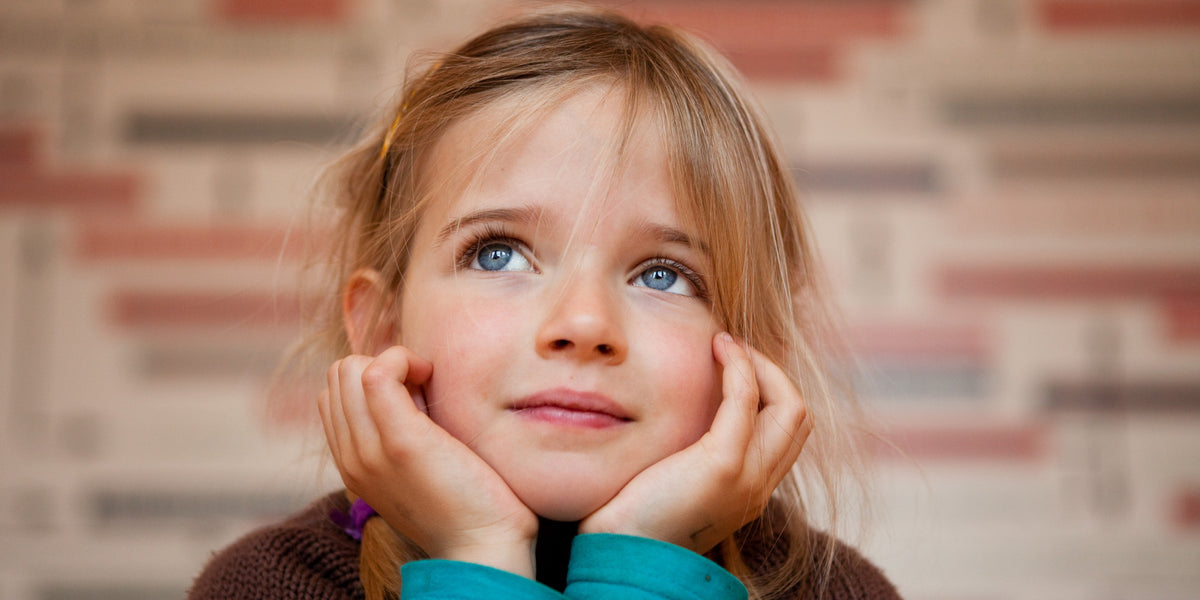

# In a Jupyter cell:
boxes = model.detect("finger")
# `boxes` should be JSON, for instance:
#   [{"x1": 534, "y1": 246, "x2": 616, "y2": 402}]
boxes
[
  {"x1": 706, "y1": 332, "x2": 758, "y2": 454},
  {"x1": 324, "y1": 359, "x2": 353, "y2": 457},
  {"x1": 337, "y1": 354, "x2": 382, "y2": 453},
  {"x1": 745, "y1": 346, "x2": 810, "y2": 483},
  {"x1": 401, "y1": 350, "x2": 433, "y2": 413},
  {"x1": 316, "y1": 388, "x2": 338, "y2": 461},
  {"x1": 360, "y1": 346, "x2": 435, "y2": 446}
]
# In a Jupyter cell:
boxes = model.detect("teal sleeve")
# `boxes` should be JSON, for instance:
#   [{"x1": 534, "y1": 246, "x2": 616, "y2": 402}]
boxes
[
  {"x1": 400, "y1": 559, "x2": 565, "y2": 600},
  {"x1": 565, "y1": 534, "x2": 748, "y2": 600}
]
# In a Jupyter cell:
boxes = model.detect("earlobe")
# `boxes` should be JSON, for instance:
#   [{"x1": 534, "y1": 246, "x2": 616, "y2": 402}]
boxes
[{"x1": 343, "y1": 268, "x2": 399, "y2": 355}]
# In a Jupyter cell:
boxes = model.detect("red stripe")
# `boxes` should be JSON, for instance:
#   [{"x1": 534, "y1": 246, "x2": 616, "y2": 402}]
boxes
[
  {"x1": 1041, "y1": 0, "x2": 1200, "y2": 31},
  {"x1": 625, "y1": 2, "x2": 905, "y2": 48},
  {"x1": 109, "y1": 291, "x2": 306, "y2": 329},
  {"x1": 725, "y1": 46, "x2": 840, "y2": 83},
  {"x1": 940, "y1": 265, "x2": 1200, "y2": 300},
  {"x1": 601, "y1": 1, "x2": 906, "y2": 82},
  {"x1": 0, "y1": 168, "x2": 140, "y2": 213},
  {"x1": 848, "y1": 322, "x2": 989, "y2": 360},
  {"x1": 1172, "y1": 488, "x2": 1200, "y2": 529},
  {"x1": 76, "y1": 224, "x2": 309, "y2": 261},
  {"x1": 214, "y1": 0, "x2": 348, "y2": 24},
  {"x1": 263, "y1": 379, "x2": 319, "y2": 431},
  {"x1": 951, "y1": 190, "x2": 1200, "y2": 237},
  {"x1": 1164, "y1": 295, "x2": 1200, "y2": 342},
  {"x1": 0, "y1": 126, "x2": 38, "y2": 167},
  {"x1": 873, "y1": 423, "x2": 1046, "y2": 462}
]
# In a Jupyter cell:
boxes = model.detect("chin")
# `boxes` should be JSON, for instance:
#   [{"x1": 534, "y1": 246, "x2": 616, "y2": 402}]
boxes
[
  {"x1": 506, "y1": 468, "x2": 626, "y2": 522},
  {"x1": 518, "y1": 487, "x2": 613, "y2": 522}
]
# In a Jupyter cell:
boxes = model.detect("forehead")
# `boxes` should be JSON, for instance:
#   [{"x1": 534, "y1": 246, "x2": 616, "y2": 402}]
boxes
[{"x1": 420, "y1": 83, "x2": 684, "y2": 228}]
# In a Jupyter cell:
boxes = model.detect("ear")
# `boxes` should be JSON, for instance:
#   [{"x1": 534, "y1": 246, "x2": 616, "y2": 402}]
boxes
[{"x1": 343, "y1": 268, "x2": 399, "y2": 356}]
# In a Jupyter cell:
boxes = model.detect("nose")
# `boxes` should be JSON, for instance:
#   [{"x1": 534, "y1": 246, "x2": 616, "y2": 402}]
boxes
[{"x1": 535, "y1": 276, "x2": 627, "y2": 364}]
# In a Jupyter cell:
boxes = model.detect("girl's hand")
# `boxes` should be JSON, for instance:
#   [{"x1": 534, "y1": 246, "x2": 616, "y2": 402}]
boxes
[
  {"x1": 318, "y1": 345, "x2": 539, "y2": 577},
  {"x1": 579, "y1": 333, "x2": 810, "y2": 553}
]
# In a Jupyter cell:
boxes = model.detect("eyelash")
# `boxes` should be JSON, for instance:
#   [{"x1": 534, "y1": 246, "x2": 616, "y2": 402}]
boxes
[
  {"x1": 454, "y1": 225, "x2": 528, "y2": 270},
  {"x1": 453, "y1": 226, "x2": 709, "y2": 300},
  {"x1": 640, "y1": 257, "x2": 709, "y2": 300}
]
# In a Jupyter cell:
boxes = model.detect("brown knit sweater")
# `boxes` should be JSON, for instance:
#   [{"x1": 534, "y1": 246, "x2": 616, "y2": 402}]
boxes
[{"x1": 187, "y1": 492, "x2": 901, "y2": 600}]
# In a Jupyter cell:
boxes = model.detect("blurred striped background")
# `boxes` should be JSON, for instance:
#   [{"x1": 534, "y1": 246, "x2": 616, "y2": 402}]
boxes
[{"x1": 1, "y1": 1, "x2": 1198, "y2": 598}]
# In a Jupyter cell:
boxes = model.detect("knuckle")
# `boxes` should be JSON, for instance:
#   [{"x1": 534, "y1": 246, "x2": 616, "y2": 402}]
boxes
[
  {"x1": 357, "y1": 449, "x2": 390, "y2": 475},
  {"x1": 360, "y1": 362, "x2": 394, "y2": 392},
  {"x1": 379, "y1": 435, "x2": 411, "y2": 464},
  {"x1": 337, "y1": 355, "x2": 364, "y2": 379},
  {"x1": 784, "y1": 407, "x2": 807, "y2": 432},
  {"x1": 327, "y1": 361, "x2": 340, "y2": 384}
]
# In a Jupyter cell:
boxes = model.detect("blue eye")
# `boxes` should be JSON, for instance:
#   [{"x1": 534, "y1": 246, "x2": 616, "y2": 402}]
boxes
[
  {"x1": 469, "y1": 241, "x2": 533, "y2": 272},
  {"x1": 476, "y1": 243, "x2": 513, "y2": 271},
  {"x1": 631, "y1": 261, "x2": 701, "y2": 297},
  {"x1": 640, "y1": 266, "x2": 677, "y2": 290}
]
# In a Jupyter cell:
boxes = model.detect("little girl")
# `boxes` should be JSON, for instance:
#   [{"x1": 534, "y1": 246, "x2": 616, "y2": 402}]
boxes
[{"x1": 189, "y1": 7, "x2": 900, "y2": 600}]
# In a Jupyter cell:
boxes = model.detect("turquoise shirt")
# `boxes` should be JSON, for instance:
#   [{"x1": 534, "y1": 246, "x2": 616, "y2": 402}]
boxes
[{"x1": 400, "y1": 533, "x2": 747, "y2": 600}]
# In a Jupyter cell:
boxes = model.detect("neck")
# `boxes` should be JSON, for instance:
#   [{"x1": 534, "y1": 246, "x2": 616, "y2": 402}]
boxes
[{"x1": 534, "y1": 517, "x2": 578, "y2": 591}]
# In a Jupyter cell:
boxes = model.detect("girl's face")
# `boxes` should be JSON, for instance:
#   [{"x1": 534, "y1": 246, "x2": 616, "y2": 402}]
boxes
[{"x1": 397, "y1": 86, "x2": 723, "y2": 521}]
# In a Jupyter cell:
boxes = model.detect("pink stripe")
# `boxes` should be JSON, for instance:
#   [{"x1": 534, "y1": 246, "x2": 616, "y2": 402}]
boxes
[
  {"x1": 848, "y1": 322, "x2": 989, "y2": 361},
  {"x1": 109, "y1": 290, "x2": 306, "y2": 329},
  {"x1": 1172, "y1": 488, "x2": 1200, "y2": 529},
  {"x1": 599, "y1": 1, "x2": 907, "y2": 82},
  {"x1": 214, "y1": 0, "x2": 347, "y2": 24},
  {"x1": 0, "y1": 168, "x2": 140, "y2": 213},
  {"x1": 941, "y1": 265, "x2": 1200, "y2": 299},
  {"x1": 0, "y1": 126, "x2": 39, "y2": 167},
  {"x1": 725, "y1": 46, "x2": 841, "y2": 83},
  {"x1": 873, "y1": 423, "x2": 1047, "y2": 462},
  {"x1": 624, "y1": 2, "x2": 905, "y2": 49},
  {"x1": 1164, "y1": 295, "x2": 1200, "y2": 343},
  {"x1": 76, "y1": 224, "x2": 309, "y2": 261}
]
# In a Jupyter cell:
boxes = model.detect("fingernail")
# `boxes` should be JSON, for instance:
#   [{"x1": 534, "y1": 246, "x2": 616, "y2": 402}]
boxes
[{"x1": 718, "y1": 332, "x2": 733, "y2": 344}]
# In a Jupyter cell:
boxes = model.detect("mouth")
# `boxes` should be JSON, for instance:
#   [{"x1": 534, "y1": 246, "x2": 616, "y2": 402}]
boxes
[{"x1": 509, "y1": 388, "x2": 632, "y2": 429}]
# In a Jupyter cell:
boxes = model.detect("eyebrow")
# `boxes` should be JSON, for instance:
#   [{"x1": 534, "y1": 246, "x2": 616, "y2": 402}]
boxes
[
  {"x1": 435, "y1": 205, "x2": 710, "y2": 257},
  {"x1": 434, "y1": 206, "x2": 545, "y2": 245},
  {"x1": 636, "y1": 222, "x2": 711, "y2": 257}
]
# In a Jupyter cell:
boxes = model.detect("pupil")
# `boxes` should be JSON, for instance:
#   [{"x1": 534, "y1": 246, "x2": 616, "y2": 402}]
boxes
[
  {"x1": 478, "y1": 244, "x2": 512, "y2": 270},
  {"x1": 643, "y1": 267, "x2": 676, "y2": 290}
]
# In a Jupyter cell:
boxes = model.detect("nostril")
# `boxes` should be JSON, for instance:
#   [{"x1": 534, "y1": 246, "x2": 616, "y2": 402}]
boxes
[
  {"x1": 596, "y1": 343, "x2": 613, "y2": 355},
  {"x1": 551, "y1": 339, "x2": 571, "y2": 350}
]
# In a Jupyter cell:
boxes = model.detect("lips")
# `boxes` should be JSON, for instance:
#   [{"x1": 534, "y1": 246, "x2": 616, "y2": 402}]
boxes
[{"x1": 509, "y1": 388, "x2": 631, "y2": 429}]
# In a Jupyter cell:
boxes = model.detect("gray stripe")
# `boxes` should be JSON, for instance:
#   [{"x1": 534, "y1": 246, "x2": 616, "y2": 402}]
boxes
[
  {"x1": 89, "y1": 489, "x2": 303, "y2": 526},
  {"x1": 943, "y1": 94, "x2": 1200, "y2": 127},
  {"x1": 1044, "y1": 381, "x2": 1200, "y2": 412},
  {"x1": 991, "y1": 148, "x2": 1200, "y2": 180},
  {"x1": 39, "y1": 585, "x2": 186, "y2": 600},
  {"x1": 123, "y1": 111, "x2": 358, "y2": 146},
  {"x1": 796, "y1": 160, "x2": 942, "y2": 195}
]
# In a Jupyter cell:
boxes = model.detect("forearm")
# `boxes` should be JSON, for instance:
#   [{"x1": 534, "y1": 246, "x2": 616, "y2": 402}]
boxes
[
  {"x1": 400, "y1": 559, "x2": 563, "y2": 600},
  {"x1": 566, "y1": 534, "x2": 746, "y2": 600},
  {"x1": 399, "y1": 533, "x2": 746, "y2": 600}
]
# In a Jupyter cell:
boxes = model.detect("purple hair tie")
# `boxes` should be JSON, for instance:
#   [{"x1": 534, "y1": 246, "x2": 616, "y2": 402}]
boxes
[{"x1": 330, "y1": 498, "x2": 377, "y2": 541}]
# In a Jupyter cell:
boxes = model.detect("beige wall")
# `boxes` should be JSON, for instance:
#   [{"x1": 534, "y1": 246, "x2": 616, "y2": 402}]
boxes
[{"x1": 2, "y1": 1, "x2": 1199, "y2": 598}]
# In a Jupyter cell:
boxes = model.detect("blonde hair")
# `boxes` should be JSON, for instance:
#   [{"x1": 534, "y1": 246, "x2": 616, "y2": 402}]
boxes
[{"x1": 306, "y1": 6, "x2": 869, "y2": 599}]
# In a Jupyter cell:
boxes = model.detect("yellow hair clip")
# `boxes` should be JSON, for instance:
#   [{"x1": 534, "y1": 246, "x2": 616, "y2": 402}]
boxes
[
  {"x1": 379, "y1": 111, "x2": 403, "y2": 160},
  {"x1": 379, "y1": 61, "x2": 441, "y2": 160}
]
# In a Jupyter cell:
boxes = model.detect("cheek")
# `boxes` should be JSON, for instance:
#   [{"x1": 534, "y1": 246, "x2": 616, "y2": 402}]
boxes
[
  {"x1": 401, "y1": 289, "x2": 522, "y2": 427},
  {"x1": 645, "y1": 314, "x2": 722, "y2": 440}
]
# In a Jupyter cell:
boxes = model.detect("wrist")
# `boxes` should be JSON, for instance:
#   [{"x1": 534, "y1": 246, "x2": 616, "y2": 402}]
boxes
[{"x1": 437, "y1": 538, "x2": 536, "y2": 579}]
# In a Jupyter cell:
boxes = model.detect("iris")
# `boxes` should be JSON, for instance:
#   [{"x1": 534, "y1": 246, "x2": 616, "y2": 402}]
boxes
[
  {"x1": 477, "y1": 243, "x2": 513, "y2": 270},
  {"x1": 640, "y1": 266, "x2": 677, "y2": 291}
]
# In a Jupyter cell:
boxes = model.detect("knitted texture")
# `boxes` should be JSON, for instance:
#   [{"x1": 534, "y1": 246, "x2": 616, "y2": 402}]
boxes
[
  {"x1": 187, "y1": 492, "x2": 900, "y2": 600},
  {"x1": 188, "y1": 494, "x2": 364, "y2": 600}
]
